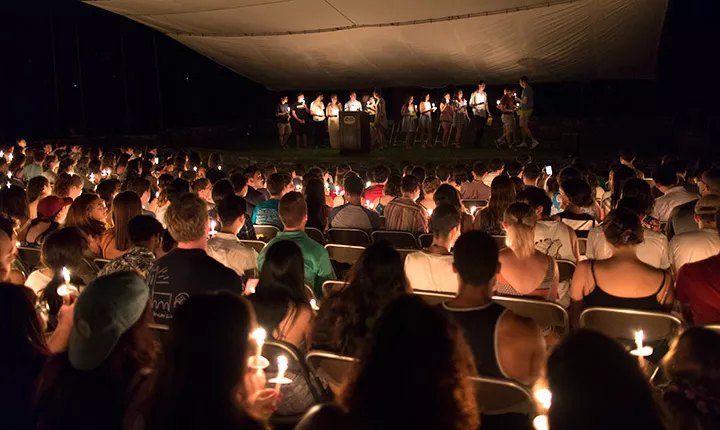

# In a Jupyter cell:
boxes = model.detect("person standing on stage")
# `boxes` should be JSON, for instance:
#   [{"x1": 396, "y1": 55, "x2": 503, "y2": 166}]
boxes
[
  {"x1": 496, "y1": 88, "x2": 517, "y2": 149},
  {"x1": 401, "y1": 96, "x2": 418, "y2": 149},
  {"x1": 469, "y1": 81, "x2": 492, "y2": 148},
  {"x1": 515, "y1": 76, "x2": 539, "y2": 149},
  {"x1": 439, "y1": 92, "x2": 453, "y2": 147},
  {"x1": 310, "y1": 93, "x2": 326, "y2": 148},
  {"x1": 451, "y1": 89, "x2": 470, "y2": 149},
  {"x1": 291, "y1": 93, "x2": 309, "y2": 148},
  {"x1": 418, "y1": 93, "x2": 435, "y2": 148},
  {"x1": 345, "y1": 91, "x2": 363, "y2": 112},
  {"x1": 275, "y1": 95, "x2": 292, "y2": 149},
  {"x1": 326, "y1": 94, "x2": 343, "y2": 149},
  {"x1": 373, "y1": 89, "x2": 388, "y2": 150}
]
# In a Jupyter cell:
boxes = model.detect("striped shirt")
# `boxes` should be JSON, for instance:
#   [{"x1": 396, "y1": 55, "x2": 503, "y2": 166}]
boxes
[{"x1": 383, "y1": 197, "x2": 428, "y2": 234}]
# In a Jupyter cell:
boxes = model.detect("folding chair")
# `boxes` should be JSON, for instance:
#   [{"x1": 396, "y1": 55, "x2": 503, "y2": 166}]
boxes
[
  {"x1": 462, "y1": 200, "x2": 488, "y2": 211},
  {"x1": 327, "y1": 228, "x2": 370, "y2": 246},
  {"x1": 93, "y1": 258, "x2": 111, "y2": 271},
  {"x1": 305, "y1": 227, "x2": 326, "y2": 245},
  {"x1": 396, "y1": 248, "x2": 419, "y2": 262},
  {"x1": 379, "y1": 216, "x2": 386, "y2": 229},
  {"x1": 556, "y1": 259, "x2": 576, "y2": 283},
  {"x1": 265, "y1": 340, "x2": 327, "y2": 403},
  {"x1": 705, "y1": 323, "x2": 720, "y2": 334},
  {"x1": 254, "y1": 225, "x2": 280, "y2": 242},
  {"x1": 472, "y1": 376, "x2": 536, "y2": 416},
  {"x1": 76, "y1": 258, "x2": 100, "y2": 285},
  {"x1": 493, "y1": 295, "x2": 570, "y2": 334},
  {"x1": 371, "y1": 230, "x2": 419, "y2": 249},
  {"x1": 492, "y1": 235, "x2": 507, "y2": 250},
  {"x1": 578, "y1": 237, "x2": 588, "y2": 256},
  {"x1": 579, "y1": 307, "x2": 684, "y2": 344},
  {"x1": 322, "y1": 280, "x2": 348, "y2": 297},
  {"x1": 414, "y1": 290, "x2": 454, "y2": 306},
  {"x1": 324, "y1": 244, "x2": 365, "y2": 265},
  {"x1": 17, "y1": 246, "x2": 42, "y2": 272},
  {"x1": 417, "y1": 233, "x2": 433, "y2": 248},
  {"x1": 306, "y1": 350, "x2": 358, "y2": 388},
  {"x1": 239, "y1": 240, "x2": 266, "y2": 253}
]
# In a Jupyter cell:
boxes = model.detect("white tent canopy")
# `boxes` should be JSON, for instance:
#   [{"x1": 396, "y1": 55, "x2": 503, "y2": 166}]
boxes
[{"x1": 84, "y1": 0, "x2": 668, "y2": 90}]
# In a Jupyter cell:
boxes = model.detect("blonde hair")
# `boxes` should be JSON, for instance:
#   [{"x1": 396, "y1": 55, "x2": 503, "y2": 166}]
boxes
[
  {"x1": 165, "y1": 193, "x2": 208, "y2": 242},
  {"x1": 504, "y1": 202, "x2": 537, "y2": 259}
]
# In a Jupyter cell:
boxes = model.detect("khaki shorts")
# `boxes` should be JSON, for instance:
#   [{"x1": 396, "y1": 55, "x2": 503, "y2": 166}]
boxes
[
  {"x1": 518, "y1": 109, "x2": 533, "y2": 127},
  {"x1": 277, "y1": 122, "x2": 292, "y2": 136}
]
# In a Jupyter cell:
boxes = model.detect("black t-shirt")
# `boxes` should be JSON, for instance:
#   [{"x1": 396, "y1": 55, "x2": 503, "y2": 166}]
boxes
[
  {"x1": 291, "y1": 101, "x2": 310, "y2": 122},
  {"x1": 245, "y1": 186, "x2": 267, "y2": 207},
  {"x1": 277, "y1": 102, "x2": 291, "y2": 123},
  {"x1": 147, "y1": 248, "x2": 244, "y2": 325}
]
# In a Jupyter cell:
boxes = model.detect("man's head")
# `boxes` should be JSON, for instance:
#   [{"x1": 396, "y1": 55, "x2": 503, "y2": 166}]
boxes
[
  {"x1": 229, "y1": 172, "x2": 248, "y2": 198},
  {"x1": 128, "y1": 215, "x2": 164, "y2": 254},
  {"x1": 519, "y1": 76, "x2": 529, "y2": 88},
  {"x1": 217, "y1": 195, "x2": 247, "y2": 234},
  {"x1": 278, "y1": 192, "x2": 307, "y2": 231},
  {"x1": 192, "y1": 178, "x2": 212, "y2": 202},
  {"x1": 349, "y1": 91, "x2": 357, "y2": 100},
  {"x1": 477, "y1": 80, "x2": 486, "y2": 91},
  {"x1": 33, "y1": 151, "x2": 46, "y2": 165},
  {"x1": 165, "y1": 193, "x2": 209, "y2": 245},
  {"x1": 54, "y1": 172, "x2": 84, "y2": 200},
  {"x1": 694, "y1": 195, "x2": 720, "y2": 229},
  {"x1": 211, "y1": 179, "x2": 236, "y2": 206},
  {"x1": 297, "y1": 93, "x2": 304, "y2": 103},
  {"x1": 315, "y1": 92, "x2": 324, "y2": 102},
  {"x1": 488, "y1": 158, "x2": 504, "y2": 174},
  {"x1": 371, "y1": 165, "x2": 390, "y2": 184},
  {"x1": 267, "y1": 173, "x2": 290, "y2": 198},
  {"x1": 281, "y1": 95, "x2": 288, "y2": 104},
  {"x1": 652, "y1": 164, "x2": 679, "y2": 192},
  {"x1": 471, "y1": 162, "x2": 487, "y2": 180},
  {"x1": 698, "y1": 168, "x2": 720, "y2": 197},
  {"x1": 619, "y1": 149, "x2": 636, "y2": 166},
  {"x1": 343, "y1": 174, "x2": 364, "y2": 199},
  {"x1": 453, "y1": 231, "x2": 500, "y2": 291},
  {"x1": 521, "y1": 164, "x2": 541, "y2": 187},
  {"x1": 505, "y1": 161, "x2": 523, "y2": 178},
  {"x1": 126, "y1": 177, "x2": 151, "y2": 205},
  {"x1": 517, "y1": 186, "x2": 553, "y2": 218},
  {"x1": 400, "y1": 175, "x2": 421, "y2": 200},
  {"x1": 559, "y1": 179, "x2": 594, "y2": 210},
  {"x1": 244, "y1": 165, "x2": 263, "y2": 189},
  {"x1": 430, "y1": 204, "x2": 461, "y2": 247},
  {"x1": 435, "y1": 164, "x2": 452, "y2": 183}
]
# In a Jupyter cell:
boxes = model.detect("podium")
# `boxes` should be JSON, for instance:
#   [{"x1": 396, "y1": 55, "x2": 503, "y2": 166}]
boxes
[{"x1": 339, "y1": 111, "x2": 371, "y2": 154}]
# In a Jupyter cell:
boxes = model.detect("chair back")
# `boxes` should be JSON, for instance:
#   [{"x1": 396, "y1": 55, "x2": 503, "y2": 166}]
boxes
[
  {"x1": 322, "y1": 280, "x2": 348, "y2": 297},
  {"x1": 76, "y1": 258, "x2": 99, "y2": 285},
  {"x1": 578, "y1": 237, "x2": 588, "y2": 256},
  {"x1": 579, "y1": 307, "x2": 685, "y2": 342},
  {"x1": 414, "y1": 290, "x2": 454, "y2": 306},
  {"x1": 556, "y1": 259, "x2": 576, "y2": 282},
  {"x1": 264, "y1": 340, "x2": 327, "y2": 403},
  {"x1": 472, "y1": 376, "x2": 535, "y2": 416},
  {"x1": 493, "y1": 295, "x2": 569, "y2": 333},
  {"x1": 491, "y1": 235, "x2": 507, "y2": 250},
  {"x1": 305, "y1": 227, "x2": 326, "y2": 244},
  {"x1": 324, "y1": 244, "x2": 365, "y2": 265},
  {"x1": 705, "y1": 323, "x2": 720, "y2": 334},
  {"x1": 239, "y1": 240, "x2": 266, "y2": 253},
  {"x1": 396, "y1": 248, "x2": 420, "y2": 262},
  {"x1": 17, "y1": 246, "x2": 42, "y2": 272},
  {"x1": 462, "y1": 199, "x2": 488, "y2": 210},
  {"x1": 327, "y1": 228, "x2": 370, "y2": 246},
  {"x1": 304, "y1": 284, "x2": 316, "y2": 301},
  {"x1": 379, "y1": 216, "x2": 386, "y2": 229},
  {"x1": 306, "y1": 350, "x2": 358, "y2": 387},
  {"x1": 371, "y1": 230, "x2": 419, "y2": 249},
  {"x1": 93, "y1": 258, "x2": 111, "y2": 271},
  {"x1": 254, "y1": 225, "x2": 280, "y2": 242},
  {"x1": 417, "y1": 233, "x2": 433, "y2": 248}
]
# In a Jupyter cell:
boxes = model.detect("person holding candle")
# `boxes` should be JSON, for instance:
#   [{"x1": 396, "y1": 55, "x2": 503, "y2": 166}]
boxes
[
  {"x1": 20, "y1": 195, "x2": 72, "y2": 247},
  {"x1": 451, "y1": 89, "x2": 470, "y2": 148},
  {"x1": 252, "y1": 173, "x2": 292, "y2": 230},
  {"x1": 417, "y1": 93, "x2": 435, "y2": 147},
  {"x1": 26, "y1": 175, "x2": 52, "y2": 220},
  {"x1": 290, "y1": 93, "x2": 310, "y2": 149},
  {"x1": 496, "y1": 87, "x2": 517, "y2": 148},
  {"x1": 400, "y1": 96, "x2": 418, "y2": 149},
  {"x1": 362, "y1": 165, "x2": 389, "y2": 204},
  {"x1": 310, "y1": 93, "x2": 326, "y2": 148},
  {"x1": 469, "y1": 81, "x2": 492, "y2": 148},
  {"x1": 370, "y1": 173, "x2": 401, "y2": 217},
  {"x1": 276, "y1": 95, "x2": 292, "y2": 149},
  {"x1": 417, "y1": 175, "x2": 441, "y2": 212},
  {"x1": 474, "y1": 175, "x2": 516, "y2": 236},
  {"x1": 439, "y1": 92, "x2": 454, "y2": 147},
  {"x1": 98, "y1": 215, "x2": 164, "y2": 280},
  {"x1": 372, "y1": 88, "x2": 388, "y2": 150},
  {"x1": 304, "y1": 178, "x2": 331, "y2": 232},
  {"x1": 326, "y1": 94, "x2": 343, "y2": 150},
  {"x1": 63, "y1": 193, "x2": 108, "y2": 258},
  {"x1": 460, "y1": 161, "x2": 491, "y2": 201},
  {"x1": 515, "y1": 76, "x2": 540, "y2": 150}
]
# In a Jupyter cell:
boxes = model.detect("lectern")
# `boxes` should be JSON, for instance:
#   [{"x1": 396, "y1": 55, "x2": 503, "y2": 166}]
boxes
[{"x1": 339, "y1": 111, "x2": 371, "y2": 154}]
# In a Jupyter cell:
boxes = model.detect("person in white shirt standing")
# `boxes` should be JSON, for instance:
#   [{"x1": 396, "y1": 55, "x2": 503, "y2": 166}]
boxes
[
  {"x1": 206, "y1": 195, "x2": 259, "y2": 281},
  {"x1": 309, "y1": 93, "x2": 326, "y2": 148},
  {"x1": 344, "y1": 91, "x2": 363, "y2": 112},
  {"x1": 651, "y1": 164, "x2": 699, "y2": 222},
  {"x1": 669, "y1": 196, "x2": 720, "y2": 273},
  {"x1": 469, "y1": 81, "x2": 492, "y2": 148},
  {"x1": 404, "y1": 204, "x2": 462, "y2": 294}
]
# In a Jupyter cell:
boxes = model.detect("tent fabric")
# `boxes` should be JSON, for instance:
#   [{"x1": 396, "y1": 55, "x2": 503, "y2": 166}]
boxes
[{"x1": 84, "y1": 0, "x2": 668, "y2": 90}]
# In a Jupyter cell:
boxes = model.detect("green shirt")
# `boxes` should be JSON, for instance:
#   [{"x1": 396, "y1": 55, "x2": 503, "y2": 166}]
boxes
[{"x1": 257, "y1": 230, "x2": 335, "y2": 297}]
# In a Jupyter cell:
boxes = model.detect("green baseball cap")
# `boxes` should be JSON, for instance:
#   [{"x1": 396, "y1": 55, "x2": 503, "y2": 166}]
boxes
[{"x1": 69, "y1": 271, "x2": 149, "y2": 371}]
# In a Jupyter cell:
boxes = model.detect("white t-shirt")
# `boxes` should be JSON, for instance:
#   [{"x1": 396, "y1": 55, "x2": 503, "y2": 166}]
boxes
[
  {"x1": 404, "y1": 250, "x2": 458, "y2": 294},
  {"x1": 469, "y1": 90, "x2": 488, "y2": 117},
  {"x1": 586, "y1": 225, "x2": 670, "y2": 269},
  {"x1": 535, "y1": 220, "x2": 576, "y2": 263},
  {"x1": 206, "y1": 232, "x2": 259, "y2": 277},
  {"x1": 652, "y1": 187, "x2": 699, "y2": 222},
  {"x1": 669, "y1": 228, "x2": 720, "y2": 273},
  {"x1": 25, "y1": 270, "x2": 53, "y2": 295}
]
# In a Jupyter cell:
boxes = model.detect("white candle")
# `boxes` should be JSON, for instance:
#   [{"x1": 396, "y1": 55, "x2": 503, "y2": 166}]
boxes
[
  {"x1": 0, "y1": 150, "x2": 3, "y2": 157},
  {"x1": 210, "y1": 220, "x2": 217, "y2": 236},
  {"x1": 155, "y1": 191, "x2": 160, "y2": 198},
  {"x1": 56, "y1": 267, "x2": 78, "y2": 297},
  {"x1": 193, "y1": 166, "x2": 198, "y2": 172},
  {"x1": 365, "y1": 199, "x2": 371, "y2": 208},
  {"x1": 630, "y1": 329, "x2": 654, "y2": 358},
  {"x1": 431, "y1": 103, "x2": 436, "y2": 108},
  {"x1": 516, "y1": 102, "x2": 520, "y2": 107},
  {"x1": 7, "y1": 172, "x2": 12, "y2": 179},
  {"x1": 365, "y1": 181, "x2": 371, "y2": 188},
  {"x1": 89, "y1": 172, "x2": 95, "y2": 182},
  {"x1": 470, "y1": 206, "x2": 478, "y2": 215},
  {"x1": 274, "y1": 355, "x2": 288, "y2": 391},
  {"x1": 496, "y1": 100, "x2": 501, "y2": 105},
  {"x1": 154, "y1": 157, "x2": 159, "y2": 165},
  {"x1": 534, "y1": 388, "x2": 552, "y2": 410},
  {"x1": 8, "y1": 154, "x2": 12, "y2": 161},
  {"x1": 295, "y1": 184, "x2": 302, "y2": 191},
  {"x1": 310, "y1": 299, "x2": 319, "y2": 311},
  {"x1": 218, "y1": 165, "x2": 222, "y2": 170},
  {"x1": 252, "y1": 328, "x2": 266, "y2": 359},
  {"x1": 514, "y1": 92, "x2": 518, "y2": 97},
  {"x1": 532, "y1": 415, "x2": 549, "y2": 430}
]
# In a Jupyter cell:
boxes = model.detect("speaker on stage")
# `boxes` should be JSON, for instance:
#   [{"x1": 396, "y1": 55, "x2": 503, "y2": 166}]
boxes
[{"x1": 339, "y1": 111, "x2": 371, "y2": 154}]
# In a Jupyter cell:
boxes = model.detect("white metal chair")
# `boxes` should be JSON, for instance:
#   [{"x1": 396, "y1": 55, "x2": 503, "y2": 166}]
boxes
[
  {"x1": 493, "y1": 295, "x2": 570, "y2": 333},
  {"x1": 471, "y1": 376, "x2": 536, "y2": 416},
  {"x1": 578, "y1": 237, "x2": 588, "y2": 256},
  {"x1": 491, "y1": 235, "x2": 507, "y2": 250},
  {"x1": 321, "y1": 280, "x2": 348, "y2": 298},
  {"x1": 254, "y1": 225, "x2": 280, "y2": 242},
  {"x1": 704, "y1": 323, "x2": 720, "y2": 334},
  {"x1": 327, "y1": 228, "x2": 370, "y2": 246},
  {"x1": 371, "y1": 230, "x2": 419, "y2": 249},
  {"x1": 324, "y1": 244, "x2": 366, "y2": 265},
  {"x1": 414, "y1": 290, "x2": 454, "y2": 306},
  {"x1": 239, "y1": 239, "x2": 266, "y2": 253},
  {"x1": 93, "y1": 258, "x2": 111, "y2": 271},
  {"x1": 306, "y1": 350, "x2": 358, "y2": 388},
  {"x1": 556, "y1": 259, "x2": 576, "y2": 282},
  {"x1": 579, "y1": 307, "x2": 684, "y2": 343},
  {"x1": 304, "y1": 284, "x2": 316, "y2": 301},
  {"x1": 305, "y1": 227, "x2": 326, "y2": 244}
]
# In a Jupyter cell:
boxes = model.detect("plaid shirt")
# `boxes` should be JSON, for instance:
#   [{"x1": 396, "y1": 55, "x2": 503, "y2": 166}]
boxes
[{"x1": 384, "y1": 197, "x2": 428, "y2": 234}]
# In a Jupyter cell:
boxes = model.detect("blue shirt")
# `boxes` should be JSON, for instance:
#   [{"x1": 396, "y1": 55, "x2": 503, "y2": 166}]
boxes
[{"x1": 251, "y1": 198, "x2": 282, "y2": 229}]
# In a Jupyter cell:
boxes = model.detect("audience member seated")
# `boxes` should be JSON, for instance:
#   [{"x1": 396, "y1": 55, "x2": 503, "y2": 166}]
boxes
[
  {"x1": 206, "y1": 195, "x2": 259, "y2": 280},
  {"x1": 371, "y1": 173, "x2": 401, "y2": 216},
  {"x1": 22, "y1": 150, "x2": 45, "y2": 180},
  {"x1": 588, "y1": 198, "x2": 670, "y2": 270},
  {"x1": 34, "y1": 272, "x2": 156, "y2": 430},
  {"x1": 383, "y1": 174, "x2": 428, "y2": 234},
  {"x1": 557, "y1": 178, "x2": 597, "y2": 231},
  {"x1": 0, "y1": 185, "x2": 30, "y2": 228},
  {"x1": 0, "y1": 214, "x2": 24, "y2": 284},
  {"x1": 484, "y1": 158, "x2": 504, "y2": 187},
  {"x1": 53, "y1": 172, "x2": 84, "y2": 200},
  {"x1": 244, "y1": 164, "x2": 267, "y2": 206},
  {"x1": 329, "y1": 174, "x2": 380, "y2": 231},
  {"x1": 100, "y1": 190, "x2": 143, "y2": 259},
  {"x1": 417, "y1": 175, "x2": 440, "y2": 211},
  {"x1": 518, "y1": 186, "x2": 579, "y2": 263},
  {"x1": 362, "y1": 165, "x2": 389, "y2": 203},
  {"x1": 621, "y1": 177, "x2": 662, "y2": 231},
  {"x1": 96, "y1": 178, "x2": 120, "y2": 224},
  {"x1": 434, "y1": 183, "x2": 474, "y2": 232},
  {"x1": 652, "y1": 163, "x2": 699, "y2": 223},
  {"x1": 26, "y1": 175, "x2": 51, "y2": 220},
  {"x1": 25, "y1": 226, "x2": 86, "y2": 297},
  {"x1": 99, "y1": 215, "x2": 164, "y2": 280},
  {"x1": 600, "y1": 164, "x2": 637, "y2": 216},
  {"x1": 305, "y1": 178, "x2": 331, "y2": 231},
  {"x1": 496, "y1": 202, "x2": 559, "y2": 301},
  {"x1": 521, "y1": 163, "x2": 541, "y2": 188},
  {"x1": 298, "y1": 295, "x2": 479, "y2": 430},
  {"x1": 675, "y1": 219, "x2": 720, "y2": 325},
  {"x1": 474, "y1": 175, "x2": 516, "y2": 235},
  {"x1": 248, "y1": 240, "x2": 316, "y2": 415},
  {"x1": 252, "y1": 172, "x2": 291, "y2": 229},
  {"x1": 441, "y1": 230, "x2": 545, "y2": 384},
  {"x1": 311, "y1": 242, "x2": 409, "y2": 357},
  {"x1": 669, "y1": 196, "x2": 720, "y2": 273},
  {"x1": 660, "y1": 327, "x2": 720, "y2": 430},
  {"x1": 64, "y1": 193, "x2": 108, "y2": 257},
  {"x1": 126, "y1": 177, "x2": 156, "y2": 217},
  {"x1": 570, "y1": 208, "x2": 674, "y2": 325},
  {"x1": 258, "y1": 192, "x2": 334, "y2": 297},
  {"x1": 404, "y1": 204, "x2": 461, "y2": 294},
  {"x1": 191, "y1": 177, "x2": 213, "y2": 211},
  {"x1": 147, "y1": 193, "x2": 244, "y2": 325},
  {"x1": 460, "y1": 161, "x2": 491, "y2": 200},
  {"x1": 546, "y1": 330, "x2": 669, "y2": 430},
  {"x1": 212, "y1": 178, "x2": 256, "y2": 241},
  {"x1": 667, "y1": 167, "x2": 720, "y2": 239}
]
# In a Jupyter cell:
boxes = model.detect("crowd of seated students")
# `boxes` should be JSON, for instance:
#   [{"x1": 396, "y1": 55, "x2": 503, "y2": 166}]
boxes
[{"x1": 2, "y1": 141, "x2": 720, "y2": 429}]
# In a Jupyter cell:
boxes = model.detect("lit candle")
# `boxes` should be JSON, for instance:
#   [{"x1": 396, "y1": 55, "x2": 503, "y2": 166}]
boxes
[
  {"x1": 56, "y1": 267, "x2": 78, "y2": 297},
  {"x1": 365, "y1": 181, "x2": 371, "y2": 188},
  {"x1": 534, "y1": 388, "x2": 552, "y2": 410},
  {"x1": 154, "y1": 157, "x2": 159, "y2": 165},
  {"x1": 310, "y1": 299, "x2": 319, "y2": 311},
  {"x1": 427, "y1": 208, "x2": 433, "y2": 216},
  {"x1": 496, "y1": 100, "x2": 501, "y2": 105},
  {"x1": 0, "y1": 150, "x2": 3, "y2": 157},
  {"x1": 365, "y1": 199, "x2": 371, "y2": 208},
  {"x1": 514, "y1": 92, "x2": 518, "y2": 97},
  {"x1": 155, "y1": 191, "x2": 160, "y2": 198},
  {"x1": 431, "y1": 103, "x2": 436, "y2": 108},
  {"x1": 8, "y1": 154, "x2": 12, "y2": 161},
  {"x1": 630, "y1": 330, "x2": 653, "y2": 358},
  {"x1": 532, "y1": 415, "x2": 549, "y2": 430},
  {"x1": 273, "y1": 355, "x2": 289, "y2": 392},
  {"x1": 218, "y1": 165, "x2": 222, "y2": 170},
  {"x1": 470, "y1": 206, "x2": 478, "y2": 215},
  {"x1": 193, "y1": 166, "x2": 198, "y2": 172},
  {"x1": 209, "y1": 220, "x2": 217, "y2": 236},
  {"x1": 7, "y1": 172, "x2": 12, "y2": 179},
  {"x1": 252, "y1": 328, "x2": 266, "y2": 360},
  {"x1": 89, "y1": 172, "x2": 95, "y2": 182},
  {"x1": 516, "y1": 102, "x2": 520, "y2": 107},
  {"x1": 295, "y1": 184, "x2": 302, "y2": 191}
]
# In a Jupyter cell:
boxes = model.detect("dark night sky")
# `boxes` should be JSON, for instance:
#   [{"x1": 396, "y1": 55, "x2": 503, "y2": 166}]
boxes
[{"x1": 0, "y1": 0, "x2": 713, "y2": 143}]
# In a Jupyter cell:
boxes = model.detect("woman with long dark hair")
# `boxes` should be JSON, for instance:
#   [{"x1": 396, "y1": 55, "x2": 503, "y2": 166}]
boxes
[
  {"x1": 417, "y1": 93, "x2": 435, "y2": 147},
  {"x1": 0, "y1": 184, "x2": 30, "y2": 227},
  {"x1": 400, "y1": 95, "x2": 417, "y2": 149},
  {"x1": 371, "y1": 174, "x2": 401, "y2": 216},
  {"x1": 305, "y1": 178, "x2": 331, "y2": 231},
  {"x1": 20, "y1": 195, "x2": 72, "y2": 246},
  {"x1": 451, "y1": 89, "x2": 470, "y2": 148},
  {"x1": 26, "y1": 175, "x2": 52, "y2": 220},
  {"x1": 434, "y1": 183, "x2": 474, "y2": 232},
  {"x1": 100, "y1": 190, "x2": 142, "y2": 259},
  {"x1": 64, "y1": 193, "x2": 107, "y2": 257},
  {"x1": 473, "y1": 175, "x2": 516, "y2": 235}
]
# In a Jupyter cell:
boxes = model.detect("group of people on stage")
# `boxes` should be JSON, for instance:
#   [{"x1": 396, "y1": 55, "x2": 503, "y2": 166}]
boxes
[{"x1": 275, "y1": 77, "x2": 540, "y2": 151}]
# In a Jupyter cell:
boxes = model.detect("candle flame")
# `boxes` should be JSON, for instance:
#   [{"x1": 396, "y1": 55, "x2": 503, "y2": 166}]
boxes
[
  {"x1": 635, "y1": 330, "x2": 644, "y2": 349},
  {"x1": 427, "y1": 208, "x2": 433, "y2": 216},
  {"x1": 218, "y1": 165, "x2": 222, "y2": 170},
  {"x1": 277, "y1": 355, "x2": 288, "y2": 371},
  {"x1": 365, "y1": 181, "x2": 371, "y2": 188},
  {"x1": 532, "y1": 415, "x2": 549, "y2": 430},
  {"x1": 193, "y1": 166, "x2": 198, "y2": 172},
  {"x1": 310, "y1": 299, "x2": 319, "y2": 311},
  {"x1": 252, "y1": 328, "x2": 266, "y2": 345},
  {"x1": 534, "y1": 388, "x2": 552, "y2": 410},
  {"x1": 470, "y1": 206, "x2": 478, "y2": 215},
  {"x1": 62, "y1": 267, "x2": 70, "y2": 285}
]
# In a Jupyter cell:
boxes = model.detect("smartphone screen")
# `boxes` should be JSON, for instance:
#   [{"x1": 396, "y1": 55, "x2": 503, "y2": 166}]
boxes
[{"x1": 545, "y1": 165, "x2": 553, "y2": 176}]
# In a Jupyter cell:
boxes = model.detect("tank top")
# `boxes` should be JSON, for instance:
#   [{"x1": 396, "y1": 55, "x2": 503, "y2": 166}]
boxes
[
  {"x1": 440, "y1": 301, "x2": 508, "y2": 379},
  {"x1": 496, "y1": 254, "x2": 555, "y2": 299},
  {"x1": 583, "y1": 261, "x2": 666, "y2": 311}
]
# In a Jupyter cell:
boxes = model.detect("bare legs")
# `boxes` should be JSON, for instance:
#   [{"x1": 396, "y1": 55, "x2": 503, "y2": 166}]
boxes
[{"x1": 441, "y1": 122, "x2": 451, "y2": 147}]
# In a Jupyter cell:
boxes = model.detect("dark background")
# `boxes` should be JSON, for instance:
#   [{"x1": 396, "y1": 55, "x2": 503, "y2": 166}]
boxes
[{"x1": 0, "y1": 0, "x2": 714, "y2": 152}]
